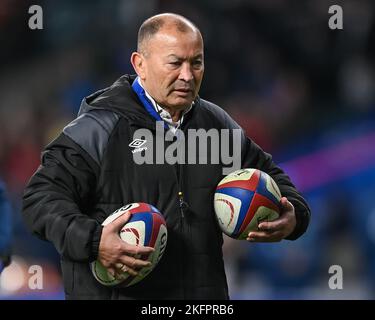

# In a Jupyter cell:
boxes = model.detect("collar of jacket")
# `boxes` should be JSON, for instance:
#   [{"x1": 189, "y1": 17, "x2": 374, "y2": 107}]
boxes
[{"x1": 131, "y1": 77, "x2": 168, "y2": 130}]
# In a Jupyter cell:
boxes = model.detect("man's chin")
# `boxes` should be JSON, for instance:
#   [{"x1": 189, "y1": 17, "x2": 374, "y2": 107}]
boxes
[
  {"x1": 174, "y1": 101, "x2": 193, "y2": 109},
  {"x1": 171, "y1": 95, "x2": 195, "y2": 107}
]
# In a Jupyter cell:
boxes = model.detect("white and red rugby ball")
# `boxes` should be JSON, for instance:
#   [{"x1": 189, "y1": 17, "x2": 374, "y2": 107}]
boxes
[{"x1": 91, "y1": 203, "x2": 168, "y2": 287}]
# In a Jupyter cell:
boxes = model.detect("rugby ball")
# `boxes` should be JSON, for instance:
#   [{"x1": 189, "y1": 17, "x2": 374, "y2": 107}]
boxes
[
  {"x1": 91, "y1": 203, "x2": 167, "y2": 287},
  {"x1": 214, "y1": 168, "x2": 281, "y2": 239}
]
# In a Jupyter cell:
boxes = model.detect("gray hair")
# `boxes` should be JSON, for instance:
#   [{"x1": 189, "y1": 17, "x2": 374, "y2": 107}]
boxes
[{"x1": 137, "y1": 13, "x2": 202, "y2": 56}]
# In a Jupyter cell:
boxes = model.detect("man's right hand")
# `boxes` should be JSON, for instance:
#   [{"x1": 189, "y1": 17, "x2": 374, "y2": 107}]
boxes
[{"x1": 98, "y1": 211, "x2": 154, "y2": 279}]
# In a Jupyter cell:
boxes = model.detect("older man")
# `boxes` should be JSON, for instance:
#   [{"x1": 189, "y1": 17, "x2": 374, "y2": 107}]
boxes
[{"x1": 22, "y1": 13, "x2": 310, "y2": 299}]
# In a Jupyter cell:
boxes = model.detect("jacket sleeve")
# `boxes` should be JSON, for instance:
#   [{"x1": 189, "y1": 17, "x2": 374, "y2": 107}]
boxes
[
  {"x1": 22, "y1": 109, "x2": 119, "y2": 262},
  {"x1": 241, "y1": 136, "x2": 311, "y2": 240},
  {"x1": 22, "y1": 133, "x2": 103, "y2": 262}
]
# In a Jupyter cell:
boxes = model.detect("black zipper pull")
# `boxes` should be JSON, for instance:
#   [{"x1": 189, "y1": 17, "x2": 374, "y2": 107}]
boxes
[{"x1": 178, "y1": 191, "x2": 188, "y2": 218}]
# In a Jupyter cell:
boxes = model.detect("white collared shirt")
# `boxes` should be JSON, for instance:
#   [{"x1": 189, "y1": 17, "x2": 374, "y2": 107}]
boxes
[{"x1": 137, "y1": 78, "x2": 192, "y2": 134}]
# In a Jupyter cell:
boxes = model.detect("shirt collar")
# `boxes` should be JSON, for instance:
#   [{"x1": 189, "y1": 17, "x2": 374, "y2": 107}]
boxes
[{"x1": 136, "y1": 77, "x2": 192, "y2": 130}]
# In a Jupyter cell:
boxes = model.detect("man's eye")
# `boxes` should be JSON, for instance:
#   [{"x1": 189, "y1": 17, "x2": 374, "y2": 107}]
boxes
[
  {"x1": 169, "y1": 61, "x2": 181, "y2": 66},
  {"x1": 193, "y1": 61, "x2": 203, "y2": 69}
]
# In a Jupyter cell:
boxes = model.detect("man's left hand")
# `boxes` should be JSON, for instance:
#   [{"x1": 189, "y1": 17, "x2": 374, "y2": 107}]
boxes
[{"x1": 246, "y1": 197, "x2": 296, "y2": 242}]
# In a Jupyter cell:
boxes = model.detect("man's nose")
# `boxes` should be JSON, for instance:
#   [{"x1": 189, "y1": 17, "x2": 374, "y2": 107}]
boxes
[{"x1": 178, "y1": 62, "x2": 194, "y2": 82}]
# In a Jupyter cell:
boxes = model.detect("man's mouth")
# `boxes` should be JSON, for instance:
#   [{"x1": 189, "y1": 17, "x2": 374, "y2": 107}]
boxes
[{"x1": 174, "y1": 88, "x2": 192, "y2": 92}]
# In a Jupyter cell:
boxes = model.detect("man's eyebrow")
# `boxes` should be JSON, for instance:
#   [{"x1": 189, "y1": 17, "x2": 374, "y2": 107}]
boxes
[
  {"x1": 166, "y1": 54, "x2": 180, "y2": 59},
  {"x1": 166, "y1": 54, "x2": 203, "y2": 59},
  {"x1": 193, "y1": 54, "x2": 203, "y2": 59}
]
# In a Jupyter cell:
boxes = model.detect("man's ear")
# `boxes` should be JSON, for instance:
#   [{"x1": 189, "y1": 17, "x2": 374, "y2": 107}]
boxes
[{"x1": 131, "y1": 52, "x2": 146, "y2": 80}]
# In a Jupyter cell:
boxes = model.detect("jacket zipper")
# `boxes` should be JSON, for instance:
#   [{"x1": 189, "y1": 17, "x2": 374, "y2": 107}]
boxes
[
  {"x1": 173, "y1": 134, "x2": 188, "y2": 219},
  {"x1": 178, "y1": 191, "x2": 185, "y2": 218},
  {"x1": 174, "y1": 131, "x2": 188, "y2": 299},
  {"x1": 177, "y1": 164, "x2": 188, "y2": 218}
]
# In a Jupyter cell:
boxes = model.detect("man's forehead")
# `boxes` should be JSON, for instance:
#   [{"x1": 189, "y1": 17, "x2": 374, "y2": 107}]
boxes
[{"x1": 150, "y1": 28, "x2": 202, "y2": 46}]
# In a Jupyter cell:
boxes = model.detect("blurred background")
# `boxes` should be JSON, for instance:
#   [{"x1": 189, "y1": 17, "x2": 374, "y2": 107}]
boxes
[{"x1": 0, "y1": 0, "x2": 375, "y2": 299}]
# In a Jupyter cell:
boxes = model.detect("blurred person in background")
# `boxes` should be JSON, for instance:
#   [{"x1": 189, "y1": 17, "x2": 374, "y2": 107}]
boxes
[
  {"x1": 0, "y1": 179, "x2": 12, "y2": 274},
  {"x1": 22, "y1": 13, "x2": 310, "y2": 300}
]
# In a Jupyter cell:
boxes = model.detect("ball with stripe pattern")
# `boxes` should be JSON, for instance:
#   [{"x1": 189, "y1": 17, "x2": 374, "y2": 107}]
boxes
[
  {"x1": 91, "y1": 203, "x2": 167, "y2": 287},
  {"x1": 214, "y1": 169, "x2": 281, "y2": 240}
]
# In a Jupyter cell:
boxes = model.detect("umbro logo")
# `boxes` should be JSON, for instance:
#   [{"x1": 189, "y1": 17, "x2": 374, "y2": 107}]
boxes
[{"x1": 129, "y1": 139, "x2": 147, "y2": 154}]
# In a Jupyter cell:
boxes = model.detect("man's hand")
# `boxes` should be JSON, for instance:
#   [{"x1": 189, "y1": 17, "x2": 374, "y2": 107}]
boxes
[
  {"x1": 98, "y1": 211, "x2": 154, "y2": 279},
  {"x1": 246, "y1": 197, "x2": 296, "y2": 242}
]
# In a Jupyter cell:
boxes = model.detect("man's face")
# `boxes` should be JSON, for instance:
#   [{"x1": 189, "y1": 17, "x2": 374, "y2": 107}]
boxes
[{"x1": 140, "y1": 28, "x2": 204, "y2": 109}]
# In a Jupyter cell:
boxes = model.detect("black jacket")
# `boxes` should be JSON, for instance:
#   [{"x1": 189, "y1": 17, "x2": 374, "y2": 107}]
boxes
[{"x1": 22, "y1": 75, "x2": 310, "y2": 299}]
